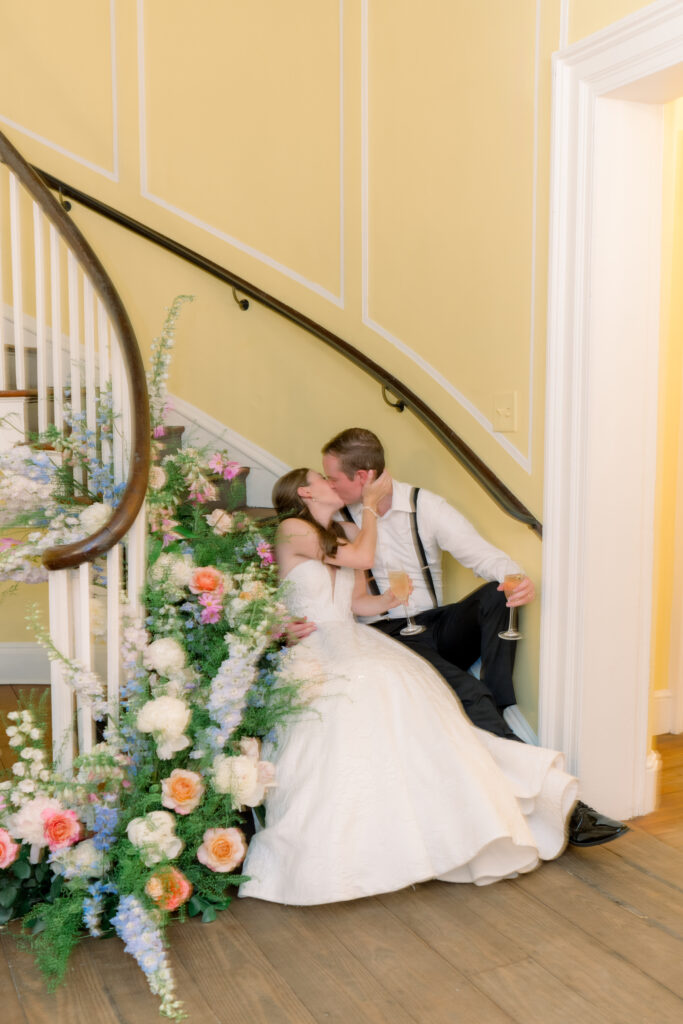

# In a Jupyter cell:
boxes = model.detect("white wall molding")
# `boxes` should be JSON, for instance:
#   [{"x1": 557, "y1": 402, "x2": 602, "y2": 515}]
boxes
[
  {"x1": 0, "y1": 643, "x2": 51, "y2": 687},
  {"x1": 0, "y1": 0, "x2": 119, "y2": 182},
  {"x1": 360, "y1": 0, "x2": 541, "y2": 473},
  {"x1": 540, "y1": 0, "x2": 683, "y2": 819},
  {"x1": 136, "y1": 0, "x2": 344, "y2": 308}
]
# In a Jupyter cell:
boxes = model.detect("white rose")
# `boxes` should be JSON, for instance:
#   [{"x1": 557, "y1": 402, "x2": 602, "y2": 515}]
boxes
[
  {"x1": 149, "y1": 466, "x2": 167, "y2": 490},
  {"x1": 212, "y1": 753, "x2": 274, "y2": 808},
  {"x1": 51, "y1": 838, "x2": 110, "y2": 880},
  {"x1": 143, "y1": 637, "x2": 187, "y2": 678},
  {"x1": 136, "y1": 695, "x2": 192, "y2": 760},
  {"x1": 79, "y1": 502, "x2": 112, "y2": 534},
  {"x1": 126, "y1": 810, "x2": 184, "y2": 866},
  {"x1": 205, "y1": 509, "x2": 233, "y2": 536}
]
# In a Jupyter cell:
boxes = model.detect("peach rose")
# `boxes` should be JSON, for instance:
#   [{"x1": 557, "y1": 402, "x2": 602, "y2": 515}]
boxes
[
  {"x1": 42, "y1": 808, "x2": 81, "y2": 852},
  {"x1": 161, "y1": 769, "x2": 204, "y2": 815},
  {"x1": 189, "y1": 566, "x2": 224, "y2": 595},
  {"x1": 0, "y1": 827, "x2": 20, "y2": 869},
  {"x1": 145, "y1": 866, "x2": 193, "y2": 911},
  {"x1": 196, "y1": 827, "x2": 247, "y2": 873}
]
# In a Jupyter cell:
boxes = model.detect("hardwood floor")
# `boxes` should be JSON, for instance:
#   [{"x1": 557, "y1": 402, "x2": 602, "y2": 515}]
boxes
[{"x1": 2, "y1": 692, "x2": 682, "y2": 1024}]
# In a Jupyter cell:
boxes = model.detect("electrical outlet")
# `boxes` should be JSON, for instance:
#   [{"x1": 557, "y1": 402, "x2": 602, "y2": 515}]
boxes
[{"x1": 493, "y1": 391, "x2": 518, "y2": 432}]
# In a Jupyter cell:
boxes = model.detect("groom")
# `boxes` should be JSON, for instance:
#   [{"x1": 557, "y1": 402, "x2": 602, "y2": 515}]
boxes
[{"x1": 316, "y1": 426, "x2": 627, "y2": 848}]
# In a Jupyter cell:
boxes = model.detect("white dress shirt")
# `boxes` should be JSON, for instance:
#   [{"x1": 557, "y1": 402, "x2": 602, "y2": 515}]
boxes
[{"x1": 346, "y1": 481, "x2": 523, "y2": 622}]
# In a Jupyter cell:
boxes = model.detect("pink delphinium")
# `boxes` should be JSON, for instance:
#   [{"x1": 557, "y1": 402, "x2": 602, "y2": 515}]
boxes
[{"x1": 153, "y1": 425, "x2": 166, "y2": 438}]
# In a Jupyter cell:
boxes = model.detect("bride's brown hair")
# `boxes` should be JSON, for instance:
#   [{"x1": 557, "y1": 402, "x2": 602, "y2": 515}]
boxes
[{"x1": 272, "y1": 468, "x2": 347, "y2": 560}]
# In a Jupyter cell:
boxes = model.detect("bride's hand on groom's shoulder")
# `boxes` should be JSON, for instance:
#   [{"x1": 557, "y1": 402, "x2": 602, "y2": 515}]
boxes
[
  {"x1": 361, "y1": 469, "x2": 392, "y2": 505},
  {"x1": 284, "y1": 616, "x2": 317, "y2": 645}
]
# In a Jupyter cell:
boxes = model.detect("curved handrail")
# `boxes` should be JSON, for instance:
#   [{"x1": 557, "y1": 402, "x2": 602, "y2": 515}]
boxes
[
  {"x1": 0, "y1": 131, "x2": 151, "y2": 569},
  {"x1": 33, "y1": 164, "x2": 541, "y2": 537}
]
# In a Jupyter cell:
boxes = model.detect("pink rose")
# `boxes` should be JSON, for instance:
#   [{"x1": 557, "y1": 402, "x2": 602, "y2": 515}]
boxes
[
  {"x1": 196, "y1": 827, "x2": 247, "y2": 873},
  {"x1": 161, "y1": 769, "x2": 204, "y2": 815},
  {"x1": 0, "y1": 828, "x2": 20, "y2": 869},
  {"x1": 189, "y1": 566, "x2": 224, "y2": 595},
  {"x1": 42, "y1": 808, "x2": 82, "y2": 852},
  {"x1": 145, "y1": 866, "x2": 193, "y2": 911}
]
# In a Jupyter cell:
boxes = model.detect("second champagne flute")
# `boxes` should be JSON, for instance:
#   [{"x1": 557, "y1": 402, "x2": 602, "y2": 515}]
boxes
[
  {"x1": 388, "y1": 569, "x2": 425, "y2": 636},
  {"x1": 498, "y1": 573, "x2": 524, "y2": 640}
]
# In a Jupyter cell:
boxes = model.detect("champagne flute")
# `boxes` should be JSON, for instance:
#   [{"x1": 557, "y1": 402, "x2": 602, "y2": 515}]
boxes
[
  {"x1": 388, "y1": 569, "x2": 426, "y2": 636},
  {"x1": 498, "y1": 573, "x2": 524, "y2": 640}
]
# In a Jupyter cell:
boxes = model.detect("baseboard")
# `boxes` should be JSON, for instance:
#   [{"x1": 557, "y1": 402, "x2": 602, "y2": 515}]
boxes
[
  {"x1": 0, "y1": 643, "x2": 51, "y2": 686},
  {"x1": 639, "y1": 749, "x2": 662, "y2": 817}
]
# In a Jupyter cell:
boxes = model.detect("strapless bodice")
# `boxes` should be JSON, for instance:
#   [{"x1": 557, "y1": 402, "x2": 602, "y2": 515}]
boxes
[{"x1": 282, "y1": 560, "x2": 355, "y2": 624}]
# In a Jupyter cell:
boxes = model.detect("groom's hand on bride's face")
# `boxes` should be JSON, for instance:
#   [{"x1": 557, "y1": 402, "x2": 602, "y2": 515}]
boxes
[{"x1": 285, "y1": 616, "x2": 317, "y2": 645}]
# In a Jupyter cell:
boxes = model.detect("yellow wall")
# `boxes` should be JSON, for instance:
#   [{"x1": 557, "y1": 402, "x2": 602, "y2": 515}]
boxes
[
  {"x1": 651, "y1": 97, "x2": 683, "y2": 721},
  {"x1": 0, "y1": 0, "x2": 661, "y2": 727}
]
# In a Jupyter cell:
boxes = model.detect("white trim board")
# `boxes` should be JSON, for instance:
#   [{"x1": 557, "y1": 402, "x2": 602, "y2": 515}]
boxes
[
  {"x1": 0, "y1": 643, "x2": 51, "y2": 687},
  {"x1": 540, "y1": 0, "x2": 683, "y2": 820}
]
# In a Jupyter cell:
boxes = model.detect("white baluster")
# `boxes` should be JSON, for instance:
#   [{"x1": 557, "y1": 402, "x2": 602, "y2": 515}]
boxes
[
  {"x1": 9, "y1": 173, "x2": 25, "y2": 390},
  {"x1": 33, "y1": 203, "x2": 48, "y2": 433},
  {"x1": 0, "y1": 169, "x2": 6, "y2": 390},
  {"x1": 98, "y1": 303, "x2": 112, "y2": 474},
  {"x1": 110, "y1": 338, "x2": 124, "y2": 484},
  {"x1": 74, "y1": 563, "x2": 95, "y2": 755},
  {"x1": 126, "y1": 504, "x2": 147, "y2": 616},
  {"x1": 49, "y1": 226, "x2": 64, "y2": 428},
  {"x1": 106, "y1": 544, "x2": 122, "y2": 722},
  {"x1": 84, "y1": 277, "x2": 96, "y2": 435},
  {"x1": 67, "y1": 251, "x2": 81, "y2": 416},
  {"x1": 49, "y1": 569, "x2": 75, "y2": 772}
]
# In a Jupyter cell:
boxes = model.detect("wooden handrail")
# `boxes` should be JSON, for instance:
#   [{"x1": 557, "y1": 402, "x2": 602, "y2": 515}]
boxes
[
  {"x1": 32, "y1": 164, "x2": 541, "y2": 537},
  {"x1": 0, "y1": 131, "x2": 151, "y2": 569}
]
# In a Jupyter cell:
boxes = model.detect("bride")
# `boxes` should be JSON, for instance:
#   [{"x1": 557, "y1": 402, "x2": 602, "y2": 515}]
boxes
[{"x1": 238, "y1": 468, "x2": 578, "y2": 906}]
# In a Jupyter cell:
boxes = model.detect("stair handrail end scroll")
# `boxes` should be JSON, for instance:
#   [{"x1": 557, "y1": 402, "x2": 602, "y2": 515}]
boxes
[{"x1": 0, "y1": 130, "x2": 151, "y2": 571}]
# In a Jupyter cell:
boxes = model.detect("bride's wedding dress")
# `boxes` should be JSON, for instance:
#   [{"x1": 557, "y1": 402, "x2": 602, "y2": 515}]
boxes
[{"x1": 238, "y1": 560, "x2": 578, "y2": 905}]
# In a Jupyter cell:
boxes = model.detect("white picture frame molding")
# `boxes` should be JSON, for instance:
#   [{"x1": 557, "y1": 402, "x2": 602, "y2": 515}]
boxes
[{"x1": 541, "y1": 0, "x2": 683, "y2": 819}]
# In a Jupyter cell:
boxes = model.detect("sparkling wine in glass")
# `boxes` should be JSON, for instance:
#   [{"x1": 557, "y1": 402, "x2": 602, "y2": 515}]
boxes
[
  {"x1": 498, "y1": 573, "x2": 524, "y2": 640},
  {"x1": 388, "y1": 569, "x2": 425, "y2": 636}
]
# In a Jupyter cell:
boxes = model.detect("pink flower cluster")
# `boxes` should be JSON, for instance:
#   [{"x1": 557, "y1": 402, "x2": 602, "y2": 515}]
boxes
[
  {"x1": 208, "y1": 453, "x2": 242, "y2": 481},
  {"x1": 190, "y1": 565, "x2": 225, "y2": 624},
  {"x1": 256, "y1": 540, "x2": 274, "y2": 566},
  {"x1": 0, "y1": 537, "x2": 18, "y2": 553}
]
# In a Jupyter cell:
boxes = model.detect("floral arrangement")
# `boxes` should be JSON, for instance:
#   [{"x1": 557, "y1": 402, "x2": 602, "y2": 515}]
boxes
[{"x1": 0, "y1": 299, "x2": 303, "y2": 1019}]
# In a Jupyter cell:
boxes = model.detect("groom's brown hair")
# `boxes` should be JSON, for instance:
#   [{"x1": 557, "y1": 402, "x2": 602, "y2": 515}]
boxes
[{"x1": 322, "y1": 428, "x2": 385, "y2": 477}]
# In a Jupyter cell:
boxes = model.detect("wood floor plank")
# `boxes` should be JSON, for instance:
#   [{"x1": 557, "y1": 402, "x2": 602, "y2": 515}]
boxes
[
  {"x1": 471, "y1": 956, "x2": 618, "y2": 1024},
  {"x1": 1, "y1": 929, "x2": 129, "y2": 1024},
  {"x1": 161, "y1": 909, "x2": 319, "y2": 1024},
  {"x1": 235, "y1": 896, "x2": 417, "y2": 1024},
  {"x1": 383, "y1": 874, "x2": 683, "y2": 1023},
  {"x1": 0, "y1": 933, "x2": 28, "y2": 1024},
  {"x1": 312, "y1": 895, "x2": 515, "y2": 1024},
  {"x1": 511, "y1": 859, "x2": 683, "y2": 998},
  {"x1": 377, "y1": 881, "x2": 522, "y2": 976}
]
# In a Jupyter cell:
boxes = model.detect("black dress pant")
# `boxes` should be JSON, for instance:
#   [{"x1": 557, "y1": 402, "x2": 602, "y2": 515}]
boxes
[{"x1": 370, "y1": 582, "x2": 517, "y2": 739}]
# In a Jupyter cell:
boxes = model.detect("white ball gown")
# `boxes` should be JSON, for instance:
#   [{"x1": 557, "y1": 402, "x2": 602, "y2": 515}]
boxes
[{"x1": 238, "y1": 560, "x2": 578, "y2": 905}]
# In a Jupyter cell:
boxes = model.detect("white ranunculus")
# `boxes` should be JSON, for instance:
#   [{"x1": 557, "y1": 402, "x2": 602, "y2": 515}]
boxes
[
  {"x1": 143, "y1": 637, "x2": 187, "y2": 678},
  {"x1": 127, "y1": 810, "x2": 184, "y2": 866},
  {"x1": 79, "y1": 502, "x2": 112, "y2": 534}
]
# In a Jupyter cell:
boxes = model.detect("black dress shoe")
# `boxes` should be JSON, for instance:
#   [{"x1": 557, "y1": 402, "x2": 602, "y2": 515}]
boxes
[{"x1": 568, "y1": 801, "x2": 629, "y2": 847}]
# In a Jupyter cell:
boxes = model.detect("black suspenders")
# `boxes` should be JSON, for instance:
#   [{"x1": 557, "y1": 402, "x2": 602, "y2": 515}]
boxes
[{"x1": 341, "y1": 488, "x2": 438, "y2": 608}]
